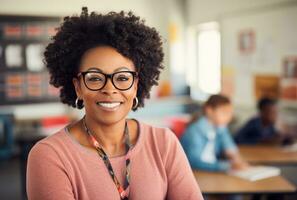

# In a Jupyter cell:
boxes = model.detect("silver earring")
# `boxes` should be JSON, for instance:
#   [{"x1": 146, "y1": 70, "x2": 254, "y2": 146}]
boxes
[
  {"x1": 132, "y1": 97, "x2": 139, "y2": 110},
  {"x1": 75, "y1": 98, "x2": 83, "y2": 108}
]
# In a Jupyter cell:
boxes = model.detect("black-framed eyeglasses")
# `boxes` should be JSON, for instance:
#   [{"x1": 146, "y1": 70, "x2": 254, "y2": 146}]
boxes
[{"x1": 77, "y1": 70, "x2": 138, "y2": 91}]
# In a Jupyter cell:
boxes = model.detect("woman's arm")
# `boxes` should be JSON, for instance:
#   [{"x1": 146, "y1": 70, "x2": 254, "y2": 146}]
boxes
[{"x1": 27, "y1": 143, "x2": 75, "y2": 200}]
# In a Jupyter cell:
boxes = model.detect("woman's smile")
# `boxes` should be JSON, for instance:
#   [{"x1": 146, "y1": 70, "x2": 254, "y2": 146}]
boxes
[{"x1": 96, "y1": 101, "x2": 123, "y2": 111}]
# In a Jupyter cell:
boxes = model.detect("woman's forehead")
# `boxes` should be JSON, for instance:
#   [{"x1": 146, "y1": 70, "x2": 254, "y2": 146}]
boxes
[{"x1": 79, "y1": 46, "x2": 135, "y2": 72}]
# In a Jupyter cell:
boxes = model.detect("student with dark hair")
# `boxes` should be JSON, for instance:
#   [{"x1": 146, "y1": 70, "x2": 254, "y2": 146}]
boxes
[
  {"x1": 26, "y1": 7, "x2": 203, "y2": 200},
  {"x1": 235, "y1": 97, "x2": 279, "y2": 145},
  {"x1": 180, "y1": 94, "x2": 248, "y2": 171}
]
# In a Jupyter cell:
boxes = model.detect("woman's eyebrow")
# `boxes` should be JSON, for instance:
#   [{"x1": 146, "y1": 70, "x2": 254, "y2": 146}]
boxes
[
  {"x1": 114, "y1": 67, "x2": 131, "y2": 72},
  {"x1": 85, "y1": 67, "x2": 102, "y2": 72},
  {"x1": 85, "y1": 66, "x2": 132, "y2": 73}
]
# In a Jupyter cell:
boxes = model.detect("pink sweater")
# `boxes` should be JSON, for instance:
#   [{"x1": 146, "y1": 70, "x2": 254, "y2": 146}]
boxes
[{"x1": 27, "y1": 121, "x2": 203, "y2": 200}]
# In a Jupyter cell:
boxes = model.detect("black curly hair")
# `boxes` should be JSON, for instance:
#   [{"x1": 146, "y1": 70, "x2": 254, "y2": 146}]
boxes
[
  {"x1": 44, "y1": 7, "x2": 164, "y2": 111},
  {"x1": 257, "y1": 97, "x2": 277, "y2": 111}
]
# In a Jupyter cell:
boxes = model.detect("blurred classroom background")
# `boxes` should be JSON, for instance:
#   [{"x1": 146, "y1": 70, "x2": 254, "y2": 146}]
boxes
[{"x1": 0, "y1": 0, "x2": 297, "y2": 199}]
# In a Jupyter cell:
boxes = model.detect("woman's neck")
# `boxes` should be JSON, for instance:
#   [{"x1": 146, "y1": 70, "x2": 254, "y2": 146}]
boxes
[{"x1": 83, "y1": 115, "x2": 127, "y2": 155}]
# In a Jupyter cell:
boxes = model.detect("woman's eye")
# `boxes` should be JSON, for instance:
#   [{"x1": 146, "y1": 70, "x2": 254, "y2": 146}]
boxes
[
  {"x1": 117, "y1": 76, "x2": 129, "y2": 81},
  {"x1": 88, "y1": 77, "x2": 103, "y2": 82}
]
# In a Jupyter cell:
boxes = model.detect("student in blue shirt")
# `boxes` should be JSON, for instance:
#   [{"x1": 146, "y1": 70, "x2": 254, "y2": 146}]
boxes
[
  {"x1": 235, "y1": 97, "x2": 279, "y2": 145},
  {"x1": 180, "y1": 95, "x2": 248, "y2": 171}
]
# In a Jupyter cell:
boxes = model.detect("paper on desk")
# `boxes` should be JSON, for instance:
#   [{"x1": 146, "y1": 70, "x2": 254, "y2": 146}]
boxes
[
  {"x1": 228, "y1": 166, "x2": 281, "y2": 181},
  {"x1": 282, "y1": 143, "x2": 297, "y2": 152}
]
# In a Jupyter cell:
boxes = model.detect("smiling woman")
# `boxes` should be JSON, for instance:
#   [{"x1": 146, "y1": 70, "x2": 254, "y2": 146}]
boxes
[{"x1": 26, "y1": 7, "x2": 203, "y2": 200}]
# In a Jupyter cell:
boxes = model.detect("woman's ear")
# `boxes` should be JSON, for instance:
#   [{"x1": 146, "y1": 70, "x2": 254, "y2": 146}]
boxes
[{"x1": 73, "y1": 78, "x2": 82, "y2": 98}]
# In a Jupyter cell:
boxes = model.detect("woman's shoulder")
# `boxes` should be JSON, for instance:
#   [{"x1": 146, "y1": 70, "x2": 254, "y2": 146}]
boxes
[
  {"x1": 35, "y1": 128, "x2": 68, "y2": 147},
  {"x1": 28, "y1": 128, "x2": 70, "y2": 161},
  {"x1": 137, "y1": 121, "x2": 180, "y2": 154}
]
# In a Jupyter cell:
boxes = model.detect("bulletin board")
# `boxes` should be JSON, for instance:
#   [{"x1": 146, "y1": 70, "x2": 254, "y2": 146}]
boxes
[{"x1": 0, "y1": 15, "x2": 61, "y2": 105}]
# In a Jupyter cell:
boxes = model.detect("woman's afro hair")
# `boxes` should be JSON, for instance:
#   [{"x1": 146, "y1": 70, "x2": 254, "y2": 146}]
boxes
[{"x1": 44, "y1": 7, "x2": 164, "y2": 110}]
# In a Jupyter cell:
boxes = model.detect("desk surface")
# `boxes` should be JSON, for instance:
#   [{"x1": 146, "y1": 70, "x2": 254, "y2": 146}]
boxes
[
  {"x1": 239, "y1": 145, "x2": 297, "y2": 165},
  {"x1": 194, "y1": 170, "x2": 296, "y2": 194}
]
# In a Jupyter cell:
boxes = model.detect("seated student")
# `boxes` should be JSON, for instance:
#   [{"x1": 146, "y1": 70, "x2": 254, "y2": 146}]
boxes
[
  {"x1": 180, "y1": 94, "x2": 248, "y2": 171},
  {"x1": 235, "y1": 97, "x2": 279, "y2": 145}
]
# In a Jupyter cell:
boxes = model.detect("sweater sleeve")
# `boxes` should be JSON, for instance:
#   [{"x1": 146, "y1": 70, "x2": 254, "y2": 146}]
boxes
[
  {"x1": 164, "y1": 129, "x2": 204, "y2": 200},
  {"x1": 26, "y1": 142, "x2": 75, "y2": 200}
]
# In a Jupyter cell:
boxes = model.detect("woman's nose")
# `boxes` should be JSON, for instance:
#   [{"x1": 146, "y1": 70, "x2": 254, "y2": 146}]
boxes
[{"x1": 100, "y1": 78, "x2": 118, "y2": 94}]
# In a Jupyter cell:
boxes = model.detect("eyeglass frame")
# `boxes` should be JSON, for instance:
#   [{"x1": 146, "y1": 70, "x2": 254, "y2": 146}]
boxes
[{"x1": 76, "y1": 70, "x2": 138, "y2": 91}]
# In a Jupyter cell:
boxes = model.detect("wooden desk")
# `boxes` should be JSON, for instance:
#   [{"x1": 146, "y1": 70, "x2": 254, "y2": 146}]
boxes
[
  {"x1": 239, "y1": 145, "x2": 297, "y2": 165},
  {"x1": 194, "y1": 170, "x2": 296, "y2": 195}
]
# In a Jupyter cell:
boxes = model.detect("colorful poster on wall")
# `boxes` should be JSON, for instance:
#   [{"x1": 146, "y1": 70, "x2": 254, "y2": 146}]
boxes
[
  {"x1": 281, "y1": 56, "x2": 297, "y2": 101},
  {"x1": 254, "y1": 75, "x2": 280, "y2": 100},
  {"x1": 238, "y1": 29, "x2": 255, "y2": 54},
  {"x1": 283, "y1": 56, "x2": 297, "y2": 78},
  {"x1": 221, "y1": 66, "x2": 235, "y2": 98}
]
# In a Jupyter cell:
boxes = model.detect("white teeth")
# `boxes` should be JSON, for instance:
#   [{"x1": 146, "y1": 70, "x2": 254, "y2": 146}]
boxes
[{"x1": 97, "y1": 102, "x2": 121, "y2": 108}]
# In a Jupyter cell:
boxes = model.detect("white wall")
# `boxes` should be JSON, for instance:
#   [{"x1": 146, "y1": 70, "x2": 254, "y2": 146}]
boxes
[{"x1": 186, "y1": 0, "x2": 295, "y2": 25}]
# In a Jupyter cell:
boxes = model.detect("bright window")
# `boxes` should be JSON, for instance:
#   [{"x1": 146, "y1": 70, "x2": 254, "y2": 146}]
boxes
[{"x1": 187, "y1": 22, "x2": 221, "y2": 100}]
